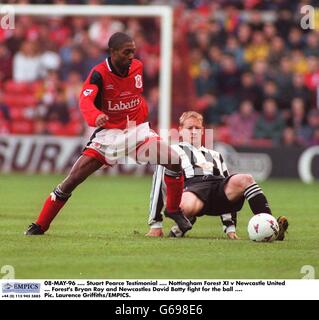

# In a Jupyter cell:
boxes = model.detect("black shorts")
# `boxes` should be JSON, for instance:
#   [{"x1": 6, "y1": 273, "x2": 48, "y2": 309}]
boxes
[{"x1": 184, "y1": 174, "x2": 244, "y2": 216}]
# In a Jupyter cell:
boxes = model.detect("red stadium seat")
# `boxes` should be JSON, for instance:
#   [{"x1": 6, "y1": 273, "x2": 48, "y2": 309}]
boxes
[
  {"x1": 11, "y1": 120, "x2": 34, "y2": 134},
  {"x1": 10, "y1": 107, "x2": 27, "y2": 120},
  {"x1": 250, "y1": 139, "x2": 273, "y2": 147},
  {"x1": 64, "y1": 121, "x2": 83, "y2": 136},
  {"x1": 4, "y1": 81, "x2": 42, "y2": 95},
  {"x1": 3, "y1": 94, "x2": 38, "y2": 108},
  {"x1": 46, "y1": 121, "x2": 62, "y2": 135},
  {"x1": 46, "y1": 120, "x2": 83, "y2": 136}
]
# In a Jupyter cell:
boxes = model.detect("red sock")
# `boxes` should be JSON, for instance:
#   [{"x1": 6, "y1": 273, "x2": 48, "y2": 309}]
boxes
[
  {"x1": 164, "y1": 174, "x2": 184, "y2": 212},
  {"x1": 36, "y1": 193, "x2": 68, "y2": 232}
]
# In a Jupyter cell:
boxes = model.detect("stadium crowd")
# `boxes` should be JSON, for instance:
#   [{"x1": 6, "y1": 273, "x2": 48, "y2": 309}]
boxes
[{"x1": 1, "y1": 0, "x2": 319, "y2": 147}]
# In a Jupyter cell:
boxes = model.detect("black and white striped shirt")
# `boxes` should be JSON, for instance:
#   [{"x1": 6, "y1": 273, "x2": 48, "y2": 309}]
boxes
[
  {"x1": 148, "y1": 142, "x2": 236, "y2": 233},
  {"x1": 171, "y1": 142, "x2": 229, "y2": 179}
]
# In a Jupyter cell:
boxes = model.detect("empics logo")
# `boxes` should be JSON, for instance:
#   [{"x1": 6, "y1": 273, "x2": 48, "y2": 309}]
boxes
[
  {"x1": 2, "y1": 283, "x2": 13, "y2": 291},
  {"x1": 0, "y1": 5, "x2": 15, "y2": 30},
  {"x1": 2, "y1": 282, "x2": 40, "y2": 293},
  {"x1": 300, "y1": 5, "x2": 319, "y2": 30}
]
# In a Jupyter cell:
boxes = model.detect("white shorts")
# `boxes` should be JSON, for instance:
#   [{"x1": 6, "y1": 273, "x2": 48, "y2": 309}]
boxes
[{"x1": 83, "y1": 122, "x2": 159, "y2": 165}]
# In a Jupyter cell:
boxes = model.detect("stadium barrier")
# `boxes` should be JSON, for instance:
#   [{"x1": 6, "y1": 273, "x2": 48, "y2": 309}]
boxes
[{"x1": 0, "y1": 135, "x2": 318, "y2": 182}]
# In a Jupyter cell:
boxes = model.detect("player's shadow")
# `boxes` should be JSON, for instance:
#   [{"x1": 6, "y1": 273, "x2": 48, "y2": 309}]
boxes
[{"x1": 180, "y1": 235, "x2": 233, "y2": 241}]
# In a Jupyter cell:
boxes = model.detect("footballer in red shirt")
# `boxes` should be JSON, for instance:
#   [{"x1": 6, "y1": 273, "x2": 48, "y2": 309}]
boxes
[{"x1": 25, "y1": 32, "x2": 192, "y2": 236}]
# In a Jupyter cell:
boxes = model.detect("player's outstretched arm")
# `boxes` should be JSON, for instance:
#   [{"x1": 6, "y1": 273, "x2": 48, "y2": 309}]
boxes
[
  {"x1": 79, "y1": 70, "x2": 105, "y2": 127},
  {"x1": 220, "y1": 212, "x2": 240, "y2": 240}
]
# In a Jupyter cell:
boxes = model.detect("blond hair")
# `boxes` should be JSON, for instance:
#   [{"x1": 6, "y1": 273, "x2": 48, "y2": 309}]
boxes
[{"x1": 179, "y1": 111, "x2": 203, "y2": 126}]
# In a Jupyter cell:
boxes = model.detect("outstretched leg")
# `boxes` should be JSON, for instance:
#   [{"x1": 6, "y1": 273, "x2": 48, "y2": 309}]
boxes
[
  {"x1": 224, "y1": 174, "x2": 271, "y2": 215},
  {"x1": 224, "y1": 174, "x2": 288, "y2": 240},
  {"x1": 137, "y1": 139, "x2": 192, "y2": 233},
  {"x1": 25, "y1": 155, "x2": 103, "y2": 235}
]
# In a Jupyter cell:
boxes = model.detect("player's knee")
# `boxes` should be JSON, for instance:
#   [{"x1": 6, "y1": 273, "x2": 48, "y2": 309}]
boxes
[
  {"x1": 180, "y1": 203, "x2": 196, "y2": 216},
  {"x1": 180, "y1": 198, "x2": 200, "y2": 216},
  {"x1": 243, "y1": 174, "x2": 255, "y2": 188},
  {"x1": 231, "y1": 174, "x2": 255, "y2": 192},
  {"x1": 237, "y1": 174, "x2": 255, "y2": 190}
]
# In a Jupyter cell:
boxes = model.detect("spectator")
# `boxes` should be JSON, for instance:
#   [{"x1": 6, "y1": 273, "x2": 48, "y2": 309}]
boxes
[
  {"x1": 304, "y1": 56, "x2": 319, "y2": 91},
  {"x1": 244, "y1": 31, "x2": 270, "y2": 63},
  {"x1": 40, "y1": 70, "x2": 61, "y2": 106},
  {"x1": 45, "y1": 89, "x2": 70, "y2": 127},
  {"x1": 5, "y1": 23, "x2": 25, "y2": 55},
  {"x1": 84, "y1": 44, "x2": 104, "y2": 76},
  {"x1": 309, "y1": 127, "x2": 319, "y2": 146},
  {"x1": 286, "y1": 97, "x2": 308, "y2": 129},
  {"x1": 141, "y1": 53, "x2": 159, "y2": 91},
  {"x1": 64, "y1": 71, "x2": 82, "y2": 109},
  {"x1": 254, "y1": 99, "x2": 285, "y2": 144},
  {"x1": 207, "y1": 46, "x2": 222, "y2": 75},
  {"x1": 59, "y1": 35, "x2": 75, "y2": 65},
  {"x1": 227, "y1": 100, "x2": 258, "y2": 146},
  {"x1": 147, "y1": 86, "x2": 159, "y2": 126},
  {"x1": 189, "y1": 48, "x2": 204, "y2": 82},
  {"x1": 48, "y1": 16, "x2": 71, "y2": 47},
  {"x1": 263, "y1": 22, "x2": 277, "y2": 41},
  {"x1": 0, "y1": 91, "x2": 11, "y2": 134},
  {"x1": 60, "y1": 47, "x2": 86, "y2": 80},
  {"x1": 202, "y1": 94, "x2": 222, "y2": 125},
  {"x1": 262, "y1": 80, "x2": 280, "y2": 104},
  {"x1": 40, "y1": 42, "x2": 61, "y2": 77},
  {"x1": 194, "y1": 60, "x2": 215, "y2": 96},
  {"x1": 224, "y1": 36, "x2": 245, "y2": 67},
  {"x1": 238, "y1": 72, "x2": 262, "y2": 109},
  {"x1": 298, "y1": 109, "x2": 319, "y2": 146},
  {"x1": 290, "y1": 49, "x2": 308, "y2": 74},
  {"x1": 88, "y1": 17, "x2": 124, "y2": 49},
  {"x1": 216, "y1": 54, "x2": 241, "y2": 99},
  {"x1": 13, "y1": 41, "x2": 42, "y2": 82},
  {"x1": 267, "y1": 36, "x2": 286, "y2": 69},
  {"x1": 287, "y1": 73, "x2": 312, "y2": 108},
  {"x1": 251, "y1": 59, "x2": 270, "y2": 86},
  {"x1": 305, "y1": 32, "x2": 319, "y2": 57},
  {"x1": 237, "y1": 23, "x2": 252, "y2": 47},
  {"x1": 281, "y1": 127, "x2": 300, "y2": 146},
  {"x1": 0, "y1": 44, "x2": 12, "y2": 82},
  {"x1": 274, "y1": 56, "x2": 293, "y2": 96},
  {"x1": 275, "y1": 9, "x2": 294, "y2": 38},
  {"x1": 287, "y1": 27, "x2": 303, "y2": 50}
]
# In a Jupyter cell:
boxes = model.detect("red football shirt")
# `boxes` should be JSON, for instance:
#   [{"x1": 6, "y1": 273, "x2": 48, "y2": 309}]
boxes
[{"x1": 79, "y1": 58, "x2": 148, "y2": 129}]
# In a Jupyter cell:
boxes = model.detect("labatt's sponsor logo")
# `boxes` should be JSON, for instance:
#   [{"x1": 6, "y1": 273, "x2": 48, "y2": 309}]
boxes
[{"x1": 107, "y1": 98, "x2": 140, "y2": 111}]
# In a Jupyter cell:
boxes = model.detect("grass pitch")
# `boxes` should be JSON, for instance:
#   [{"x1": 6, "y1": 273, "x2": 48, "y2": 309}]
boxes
[{"x1": 0, "y1": 174, "x2": 318, "y2": 279}]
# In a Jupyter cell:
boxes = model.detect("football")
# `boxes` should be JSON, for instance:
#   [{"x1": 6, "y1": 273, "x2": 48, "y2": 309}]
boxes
[{"x1": 247, "y1": 214, "x2": 279, "y2": 242}]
